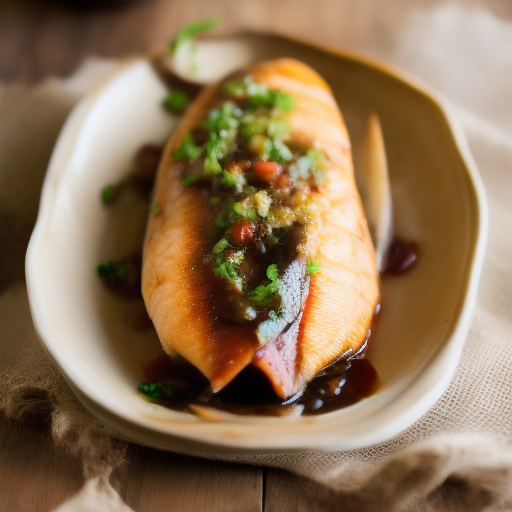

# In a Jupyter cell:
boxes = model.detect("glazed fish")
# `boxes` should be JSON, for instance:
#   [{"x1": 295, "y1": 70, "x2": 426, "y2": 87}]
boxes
[{"x1": 142, "y1": 58, "x2": 379, "y2": 400}]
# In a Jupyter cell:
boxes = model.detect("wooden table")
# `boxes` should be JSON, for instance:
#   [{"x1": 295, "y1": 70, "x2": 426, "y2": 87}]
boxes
[{"x1": 1, "y1": 0, "x2": 510, "y2": 510}]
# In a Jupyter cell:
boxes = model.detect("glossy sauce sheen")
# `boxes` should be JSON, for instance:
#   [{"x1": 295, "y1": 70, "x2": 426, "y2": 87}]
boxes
[
  {"x1": 142, "y1": 348, "x2": 379, "y2": 416},
  {"x1": 384, "y1": 238, "x2": 418, "y2": 274}
]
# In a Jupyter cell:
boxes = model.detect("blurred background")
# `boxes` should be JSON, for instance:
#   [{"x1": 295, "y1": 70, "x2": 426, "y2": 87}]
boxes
[{"x1": 1, "y1": 0, "x2": 511, "y2": 83}]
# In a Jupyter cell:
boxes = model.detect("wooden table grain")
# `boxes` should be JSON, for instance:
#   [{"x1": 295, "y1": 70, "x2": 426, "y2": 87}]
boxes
[{"x1": 1, "y1": 0, "x2": 511, "y2": 510}]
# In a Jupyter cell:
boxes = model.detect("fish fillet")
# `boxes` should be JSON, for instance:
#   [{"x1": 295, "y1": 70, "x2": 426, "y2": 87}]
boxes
[{"x1": 142, "y1": 58, "x2": 379, "y2": 399}]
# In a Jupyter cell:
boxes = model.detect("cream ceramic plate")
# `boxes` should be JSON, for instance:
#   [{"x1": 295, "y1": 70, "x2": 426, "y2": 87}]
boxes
[{"x1": 26, "y1": 33, "x2": 487, "y2": 454}]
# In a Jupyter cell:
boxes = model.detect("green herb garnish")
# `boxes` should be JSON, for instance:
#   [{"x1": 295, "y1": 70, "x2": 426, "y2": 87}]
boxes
[
  {"x1": 101, "y1": 185, "x2": 115, "y2": 205},
  {"x1": 247, "y1": 264, "x2": 280, "y2": 307},
  {"x1": 97, "y1": 260, "x2": 139, "y2": 287},
  {"x1": 172, "y1": 135, "x2": 202, "y2": 160},
  {"x1": 266, "y1": 264, "x2": 279, "y2": 281},
  {"x1": 213, "y1": 260, "x2": 243, "y2": 292},
  {"x1": 221, "y1": 170, "x2": 238, "y2": 187},
  {"x1": 212, "y1": 238, "x2": 229, "y2": 254},
  {"x1": 138, "y1": 382, "x2": 174, "y2": 399},
  {"x1": 289, "y1": 148, "x2": 327, "y2": 185},
  {"x1": 225, "y1": 76, "x2": 295, "y2": 111},
  {"x1": 261, "y1": 138, "x2": 293, "y2": 163},
  {"x1": 233, "y1": 201, "x2": 257, "y2": 220},
  {"x1": 180, "y1": 174, "x2": 200, "y2": 187},
  {"x1": 171, "y1": 17, "x2": 219, "y2": 54},
  {"x1": 163, "y1": 90, "x2": 189, "y2": 113},
  {"x1": 307, "y1": 260, "x2": 321, "y2": 274}
]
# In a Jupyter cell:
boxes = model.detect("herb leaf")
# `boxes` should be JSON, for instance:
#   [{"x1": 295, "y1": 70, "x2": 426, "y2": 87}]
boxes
[
  {"x1": 101, "y1": 185, "x2": 115, "y2": 205},
  {"x1": 307, "y1": 260, "x2": 321, "y2": 274},
  {"x1": 212, "y1": 238, "x2": 229, "y2": 254},
  {"x1": 266, "y1": 264, "x2": 279, "y2": 281},
  {"x1": 163, "y1": 90, "x2": 189, "y2": 113},
  {"x1": 180, "y1": 174, "x2": 199, "y2": 187},
  {"x1": 97, "y1": 260, "x2": 139, "y2": 288},
  {"x1": 261, "y1": 138, "x2": 293, "y2": 163},
  {"x1": 247, "y1": 264, "x2": 280, "y2": 308},
  {"x1": 213, "y1": 260, "x2": 243, "y2": 291},
  {"x1": 138, "y1": 382, "x2": 174, "y2": 399},
  {"x1": 171, "y1": 18, "x2": 219, "y2": 54},
  {"x1": 172, "y1": 135, "x2": 202, "y2": 160}
]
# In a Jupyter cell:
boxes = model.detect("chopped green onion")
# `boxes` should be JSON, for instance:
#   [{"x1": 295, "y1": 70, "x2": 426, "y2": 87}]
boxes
[
  {"x1": 180, "y1": 174, "x2": 199, "y2": 187},
  {"x1": 204, "y1": 152, "x2": 223, "y2": 175},
  {"x1": 221, "y1": 170, "x2": 238, "y2": 187},
  {"x1": 266, "y1": 264, "x2": 279, "y2": 281},
  {"x1": 272, "y1": 90, "x2": 295, "y2": 111},
  {"x1": 306, "y1": 148, "x2": 326, "y2": 164},
  {"x1": 209, "y1": 196, "x2": 221, "y2": 205},
  {"x1": 171, "y1": 135, "x2": 202, "y2": 160},
  {"x1": 163, "y1": 90, "x2": 189, "y2": 113},
  {"x1": 307, "y1": 260, "x2": 321, "y2": 274},
  {"x1": 267, "y1": 119, "x2": 290, "y2": 138},
  {"x1": 213, "y1": 238, "x2": 229, "y2": 254},
  {"x1": 247, "y1": 280, "x2": 279, "y2": 305},
  {"x1": 101, "y1": 185, "x2": 115, "y2": 205},
  {"x1": 261, "y1": 138, "x2": 293, "y2": 163},
  {"x1": 151, "y1": 200, "x2": 161, "y2": 216},
  {"x1": 138, "y1": 382, "x2": 174, "y2": 399},
  {"x1": 213, "y1": 260, "x2": 243, "y2": 291},
  {"x1": 171, "y1": 18, "x2": 219, "y2": 54},
  {"x1": 97, "y1": 260, "x2": 139, "y2": 288},
  {"x1": 233, "y1": 201, "x2": 257, "y2": 220},
  {"x1": 246, "y1": 264, "x2": 280, "y2": 307}
]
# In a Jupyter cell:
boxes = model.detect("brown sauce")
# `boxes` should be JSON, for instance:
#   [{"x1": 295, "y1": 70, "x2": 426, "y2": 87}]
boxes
[
  {"x1": 141, "y1": 348, "x2": 379, "y2": 416},
  {"x1": 383, "y1": 237, "x2": 418, "y2": 274}
]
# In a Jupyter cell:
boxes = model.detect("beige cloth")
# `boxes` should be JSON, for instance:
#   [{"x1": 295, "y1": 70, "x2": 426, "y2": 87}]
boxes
[{"x1": 2, "y1": 4, "x2": 512, "y2": 511}]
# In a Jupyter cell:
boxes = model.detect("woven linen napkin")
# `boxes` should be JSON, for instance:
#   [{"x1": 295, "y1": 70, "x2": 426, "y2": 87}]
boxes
[{"x1": 2, "y1": 4, "x2": 512, "y2": 511}]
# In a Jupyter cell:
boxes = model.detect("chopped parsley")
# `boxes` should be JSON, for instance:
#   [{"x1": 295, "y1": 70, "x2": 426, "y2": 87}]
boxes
[
  {"x1": 101, "y1": 185, "x2": 115, "y2": 205},
  {"x1": 138, "y1": 382, "x2": 174, "y2": 399},
  {"x1": 163, "y1": 90, "x2": 189, "y2": 113},
  {"x1": 261, "y1": 138, "x2": 293, "y2": 163},
  {"x1": 213, "y1": 258, "x2": 244, "y2": 292},
  {"x1": 225, "y1": 76, "x2": 295, "y2": 111},
  {"x1": 169, "y1": 72, "x2": 331, "y2": 323},
  {"x1": 170, "y1": 18, "x2": 219, "y2": 54},
  {"x1": 97, "y1": 260, "x2": 139, "y2": 288},
  {"x1": 180, "y1": 174, "x2": 199, "y2": 187},
  {"x1": 289, "y1": 148, "x2": 327, "y2": 185},
  {"x1": 212, "y1": 238, "x2": 229, "y2": 254},
  {"x1": 172, "y1": 135, "x2": 202, "y2": 160},
  {"x1": 246, "y1": 264, "x2": 280, "y2": 308},
  {"x1": 307, "y1": 260, "x2": 321, "y2": 274}
]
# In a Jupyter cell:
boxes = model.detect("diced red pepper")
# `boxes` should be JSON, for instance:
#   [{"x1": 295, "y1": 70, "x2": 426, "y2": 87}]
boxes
[
  {"x1": 252, "y1": 160, "x2": 282, "y2": 182},
  {"x1": 231, "y1": 220, "x2": 255, "y2": 246},
  {"x1": 272, "y1": 173, "x2": 292, "y2": 189}
]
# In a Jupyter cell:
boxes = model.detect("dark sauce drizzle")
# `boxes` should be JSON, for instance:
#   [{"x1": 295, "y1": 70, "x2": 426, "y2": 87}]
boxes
[
  {"x1": 100, "y1": 136, "x2": 417, "y2": 416},
  {"x1": 141, "y1": 339, "x2": 379, "y2": 417},
  {"x1": 383, "y1": 238, "x2": 418, "y2": 274}
]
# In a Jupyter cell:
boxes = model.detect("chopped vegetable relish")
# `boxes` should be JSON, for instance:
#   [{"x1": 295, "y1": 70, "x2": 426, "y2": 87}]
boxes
[{"x1": 171, "y1": 74, "x2": 329, "y2": 324}]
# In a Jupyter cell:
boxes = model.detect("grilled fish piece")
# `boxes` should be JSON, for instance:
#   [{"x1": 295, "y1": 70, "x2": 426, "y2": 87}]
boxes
[{"x1": 142, "y1": 58, "x2": 379, "y2": 399}]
